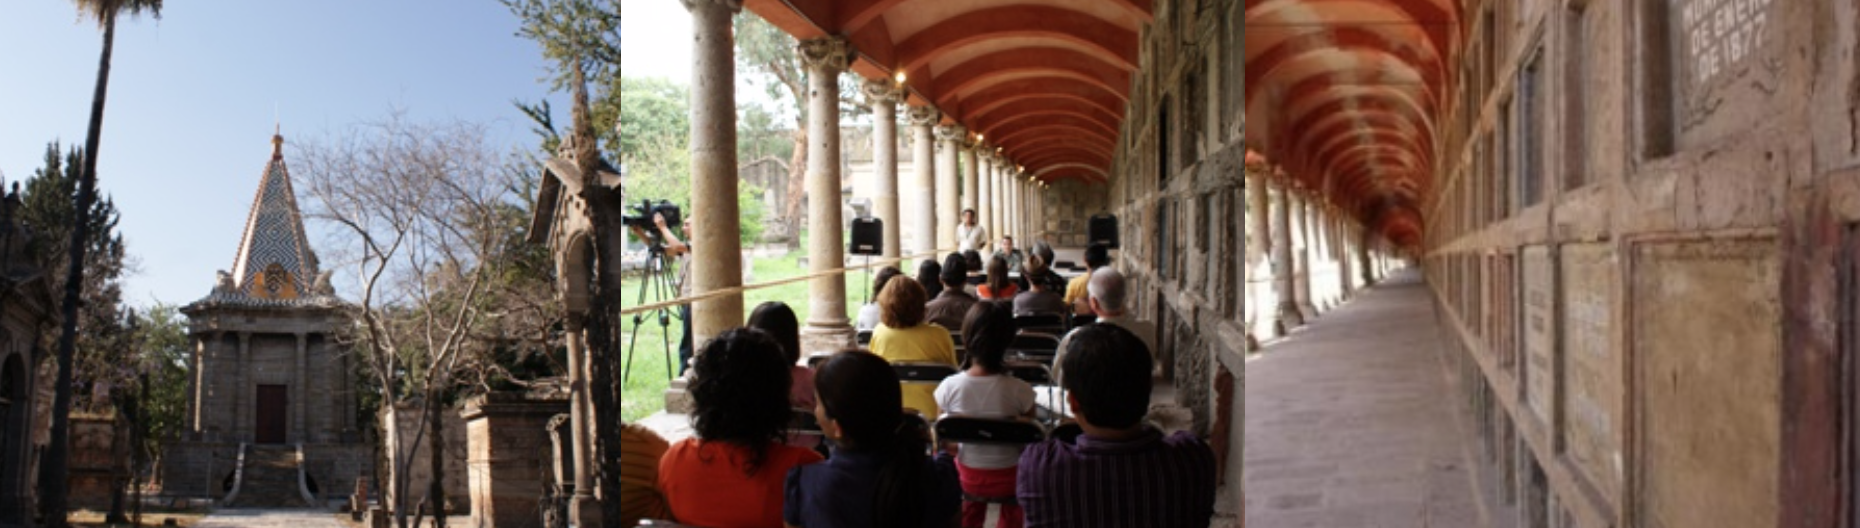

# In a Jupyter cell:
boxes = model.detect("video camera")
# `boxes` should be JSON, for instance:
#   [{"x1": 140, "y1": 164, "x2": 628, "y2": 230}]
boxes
[{"x1": 622, "y1": 199, "x2": 683, "y2": 244}]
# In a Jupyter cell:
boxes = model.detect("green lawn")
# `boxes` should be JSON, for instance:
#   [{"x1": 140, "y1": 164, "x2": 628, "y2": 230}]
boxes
[{"x1": 620, "y1": 242, "x2": 922, "y2": 422}]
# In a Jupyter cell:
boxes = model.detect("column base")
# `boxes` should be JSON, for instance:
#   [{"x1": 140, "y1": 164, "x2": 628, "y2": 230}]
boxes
[
  {"x1": 663, "y1": 376, "x2": 694, "y2": 415},
  {"x1": 802, "y1": 324, "x2": 857, "y2": 357},
  {"x1": 1275, "y1": 303, "x2": 1305, "y2": 336},
  {"x1": 570, "y1": 494, "x2": 603, "y2": 528}
]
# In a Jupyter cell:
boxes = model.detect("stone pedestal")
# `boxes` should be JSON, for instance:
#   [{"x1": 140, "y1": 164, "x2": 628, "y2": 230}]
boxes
[{"x1": 462, "y1": 393, "x2": 569, "y2": 528}]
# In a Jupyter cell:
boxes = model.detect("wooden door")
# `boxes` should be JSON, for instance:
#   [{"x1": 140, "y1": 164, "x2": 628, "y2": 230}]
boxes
[{"x1": 256, "y1": 384, "x2": 287, "y2": 444}]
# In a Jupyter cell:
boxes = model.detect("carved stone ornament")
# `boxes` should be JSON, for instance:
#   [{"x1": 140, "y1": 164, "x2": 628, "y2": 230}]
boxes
[
  {"x1": 678, "y1": 0, "x2": 743, "y2": 13},
  {"x1": 908, "y1": 106, "x2": 941, "y2": 127},
  {"x1": 796, "y1": 37, "x2": 854, "y2": 73},
  {"x1": 862, "y1": 78, "x2": 904, "y2": 105},
  {"x1": 934, "y1": 124, "x2": 966, "y2": 143}
]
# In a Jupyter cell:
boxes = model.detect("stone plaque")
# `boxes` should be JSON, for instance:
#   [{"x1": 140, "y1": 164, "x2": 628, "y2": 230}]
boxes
[
  {"x1": 1521, "y1": 246, "x2": 1555, "y2": 425},
  {"x1": 1633, "y1": 239, "x2": 1779, "y2": 528},
  {"x1": 1560, "y1": 243, "x2": 1620, "y2": 501},
  {"x1": 1669, "y1": 0, "x2": 1781, "y2": 145}
]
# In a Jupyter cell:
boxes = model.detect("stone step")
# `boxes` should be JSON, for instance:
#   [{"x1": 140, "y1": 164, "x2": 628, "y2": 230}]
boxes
[{"x1": 229, "y1": 447, "x2": 310, "y2": 508}]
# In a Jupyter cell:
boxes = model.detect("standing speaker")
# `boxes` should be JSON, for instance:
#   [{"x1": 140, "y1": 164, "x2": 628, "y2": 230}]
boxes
[
  {"x1": 1088, "y1": 213, "x2": 1119, "y2": 249},
  {"x1": 850, "y1": 217, "x2": 884, "y2": 256}
]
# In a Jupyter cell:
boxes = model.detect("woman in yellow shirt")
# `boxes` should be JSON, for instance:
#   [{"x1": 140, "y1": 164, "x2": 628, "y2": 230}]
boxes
[{"x1": 868, "y1": 276, "x2": 959, "y2": 416}]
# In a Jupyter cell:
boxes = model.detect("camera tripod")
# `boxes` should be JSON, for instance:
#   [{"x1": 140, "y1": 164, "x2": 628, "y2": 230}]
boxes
[{"x1": 623, "y1": 245, "x2": 683, "y2": 383}]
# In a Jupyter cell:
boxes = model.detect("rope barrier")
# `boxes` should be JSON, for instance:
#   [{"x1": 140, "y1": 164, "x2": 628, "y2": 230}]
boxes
[{"x1": 618, "y1": 247, "x2": 959, "y2": 318}]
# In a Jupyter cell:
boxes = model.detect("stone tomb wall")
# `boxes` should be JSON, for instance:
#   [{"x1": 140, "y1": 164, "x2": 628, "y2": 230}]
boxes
[{"x1": 462, "y1": 394, "x2": 566, "y2": 528}]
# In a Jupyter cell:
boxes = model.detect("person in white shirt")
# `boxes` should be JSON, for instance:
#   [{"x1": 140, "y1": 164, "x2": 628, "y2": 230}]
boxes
[
  {"x1": 934, "y1": 302, "x2": 1037, "y2": 524},
  {"x1": 1054, "y1": 267, "x2": 1158, "y2": 383},
  {"x1": 957, "y1": 209, "x2": 989, "y2": 253}
]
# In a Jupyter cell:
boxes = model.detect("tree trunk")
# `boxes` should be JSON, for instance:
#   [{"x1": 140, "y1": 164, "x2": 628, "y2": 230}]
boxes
[
  {"x1": 427, "y1": 397, "x2": 447, "y2": 528},
  {"x1": 41, "y1": 12, "x2": 114, "y2": 527},
  {"x1": 781, "y1": 128, "x2": 807, "y2": 248}
]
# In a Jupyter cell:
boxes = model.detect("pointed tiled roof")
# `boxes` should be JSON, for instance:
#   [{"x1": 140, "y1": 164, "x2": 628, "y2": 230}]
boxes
[{"x1": 188, "y1": 131, "x2": 338, "y2": 310}]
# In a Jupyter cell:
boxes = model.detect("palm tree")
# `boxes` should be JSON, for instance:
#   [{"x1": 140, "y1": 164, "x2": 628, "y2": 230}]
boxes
[{"x1": 41, "y1": 1, "x2": 161, "y2": 526}]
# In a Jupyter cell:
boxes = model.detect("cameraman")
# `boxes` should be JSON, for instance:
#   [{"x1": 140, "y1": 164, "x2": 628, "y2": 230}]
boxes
[{"x1": 628, "y1": 212, "x2": 695, "y2": 376}]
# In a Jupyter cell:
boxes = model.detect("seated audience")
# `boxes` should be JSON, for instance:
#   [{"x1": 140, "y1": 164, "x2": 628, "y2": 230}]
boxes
[
  {"x1": 784, "y1": 350, "x2": 962, "y2": 528},
  {"x1": 1028, "y1": 241, "x2": 1069, "y2": 293},
  {"x1": 1013, "y1": 268, "x2": 1069, "y2": 317},
  {"x1": 1017, "y1": 325, "x2": 1217, "y2": 527},
  {"x1": 963, "y1": 250, "x2": 986, "y2": 295},
  {"x1": 1054, "y1": 268, "x2": 1158, "y2": 382},
  {"x1": 855, "y1": 266, "x2": 904, "y2": 333},
  {"x1": 919, "y1": 259, "x2": 946, "y2": 300},
  {"x1": 659, "y1": 328, "x2": 824, "y2": 528},
  {"x1": 926, "y1": 254, "x2": 978, "y2": 331},
  {"x1": 977, "y1": 256, "x2": 1019, "y2": 300},
  {"x1": 935, "y1": 302, "x2": 1038, "y2": 528},
  {"x1": 997, "y1": 236, "x2": 1026, "y2": 275},
  {"x1": 1065, "y1": 244, "x2": 1111, "y2": 315},
  {"x1": 746, "y1": 301, "x2": 812, "y2": 410},
  {"x1": 869, "y1": 276, "x2": 959, "y2": 417}
]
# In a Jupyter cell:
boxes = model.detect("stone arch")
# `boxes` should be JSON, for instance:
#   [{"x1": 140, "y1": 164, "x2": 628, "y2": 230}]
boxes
[{"x1": 561, "y1": 230, "x2": 595, "y2": 315}]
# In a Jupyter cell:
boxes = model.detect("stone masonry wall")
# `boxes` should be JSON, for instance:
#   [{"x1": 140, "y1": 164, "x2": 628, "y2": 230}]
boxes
[{"x1": 1102, "y1": 0, "x2": 1242, "y2": 524}]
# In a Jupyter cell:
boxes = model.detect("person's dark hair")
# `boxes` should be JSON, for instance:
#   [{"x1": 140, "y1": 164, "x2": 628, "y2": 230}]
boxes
[
  {"x1": 690, "y1": 328, "x2": 792, "y2": 476},
  {"x1": 1058, "y1": 324, "x2": 1152, "y2": 429},
  {"x1": 962, "y1": 208, "x2": 976, "y2": 217},
  {"x1": 1032, "y1": 241, "x2": 1055, "y2": 270},
  {"x1": 917, "y1": 260, "x2": 944, "y2": 299},
  {"x1": 963, "y1": 250, "x2": 984, "y2": 272},
  {"x1": 745, "y1": 302, "x2": 802, "y2": 365},
  {"x1": 879, "y1": 276, "x2": 929, "y2": 328},
  {"x1": 815, "y1": 350, "x2": 926, "y2": 525},
  {"x1": 1084, "y1": 243, "x2": 1110, "y2": 269},
  {"x1": 940, "y1": 253, "x2": 968, "y2": 288},
  {"x1": 961, "y1": 302, "x2": 1016, "y2": 373},
  {"x1": 986, "y1": 256, "x2": 1011, "y2": 293},
  {"x1": 872, "y1": 266, "x2": 903, "y2": 301}
]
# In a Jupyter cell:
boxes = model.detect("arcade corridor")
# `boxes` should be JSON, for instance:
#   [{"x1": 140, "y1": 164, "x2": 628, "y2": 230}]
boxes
[{"x1": 1247, "y1": 0, "x2": 1860, "y2": 527}]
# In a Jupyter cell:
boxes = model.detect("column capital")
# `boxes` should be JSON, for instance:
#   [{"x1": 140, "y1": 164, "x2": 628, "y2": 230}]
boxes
[
  {"x1": 862, "y1": 78, "x2": 906, "y2": 105},
  {"x1": 797, "y1": 36, "x2": 855, "y2": 73},
  {"x1": 934, "y1": 123, "x2": 966, "y2": 142},
  {"x1": 908, "y1": 105, "x2": 941, "y2": 127},
  {"x1": 679, "y1": 0, "x2": 743, "y2": 12}
]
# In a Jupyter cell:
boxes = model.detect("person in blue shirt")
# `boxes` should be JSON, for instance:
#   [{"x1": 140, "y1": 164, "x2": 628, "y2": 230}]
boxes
[{"x1": 784, "y1": 350, "x2": 961, "y2": 528}]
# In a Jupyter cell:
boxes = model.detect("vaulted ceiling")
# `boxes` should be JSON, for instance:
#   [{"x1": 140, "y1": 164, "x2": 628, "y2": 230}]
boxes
[
  {"x1": 1244, "y1": 0, "x2": 1457, "y2": 248},
  {"x1": 743, "y1": 0, "x2": 1153, "y2": 185}
]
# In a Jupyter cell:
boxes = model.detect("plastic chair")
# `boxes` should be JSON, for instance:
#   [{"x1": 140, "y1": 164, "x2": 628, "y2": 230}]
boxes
[
  {"x1": 1006, "y1": 332, "x2": 1062, "y2": 364},
  {"x1": 893, "y1": 362, "x2": 960, "y2": 385},
  {"x1": 1013, "y1": 313, "x2": 1066, "y2": 335},
  {"x1": 855, "y1": 329, "x2": 874, "y2": 346}
]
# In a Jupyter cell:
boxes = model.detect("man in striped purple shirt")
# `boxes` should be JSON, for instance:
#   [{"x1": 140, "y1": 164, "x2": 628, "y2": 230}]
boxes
[{"x1": 1016, "y1": 324, "x2": 1217, "y2": 528}]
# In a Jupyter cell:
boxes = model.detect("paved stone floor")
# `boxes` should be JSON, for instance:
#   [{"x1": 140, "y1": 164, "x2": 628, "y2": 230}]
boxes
[
  {"x1": 193, "y1": 509, "x2": 343, "y2": 528},
  {"x1": 1245, "y1": 270, "x2": 1499, "y2": 528}
]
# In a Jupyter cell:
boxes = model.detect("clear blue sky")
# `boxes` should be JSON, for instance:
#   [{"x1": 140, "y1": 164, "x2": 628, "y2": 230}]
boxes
[{"x1": 0, "y1": 1, "x2": 568, "y2": 308}]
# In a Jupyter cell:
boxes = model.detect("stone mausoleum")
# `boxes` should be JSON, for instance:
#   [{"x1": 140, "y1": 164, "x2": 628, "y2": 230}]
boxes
[{"x1": 161, "y1": 132, "x2": 367, "y2": 506}]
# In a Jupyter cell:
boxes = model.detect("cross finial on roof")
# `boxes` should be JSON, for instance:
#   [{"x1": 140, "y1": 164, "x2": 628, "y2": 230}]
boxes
[{"x1": 272, "y1": 123, "x2": 284, "y2": 160}]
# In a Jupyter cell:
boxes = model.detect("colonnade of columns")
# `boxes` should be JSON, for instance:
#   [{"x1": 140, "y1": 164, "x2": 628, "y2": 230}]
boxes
[
  {"x1": 1241, "y1": 167, "x2": 1401, "y2": 348},
  {"x1": 679, "y1": 10, "x2": 1056, "y2": 358}
]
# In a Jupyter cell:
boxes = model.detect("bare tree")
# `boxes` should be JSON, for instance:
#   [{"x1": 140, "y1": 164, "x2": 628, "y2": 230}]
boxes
[{"x1": 295, "y1": 114, "x2": 514, "y2": 528}]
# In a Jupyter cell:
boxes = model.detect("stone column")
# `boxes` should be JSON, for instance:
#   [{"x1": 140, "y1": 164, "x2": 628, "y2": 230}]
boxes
[
  {"x1": 996, "y1": 159, "x2": 1011, "y2": 243},
  {"x1": 962, "y1": 139, "x2": 980, "y2": 215},
  {"x1": 1270, "y1": 179, "x2": 1302, "y2": 333},
  {"x1": 686, "y1": 0, "x2": 745, "y2": 350},
  {"x1": 863, "y1": 78, "x2": 903, "y2": 260},
  {"x1": 935, "y1": 123, "x2": 964, "y2": 253},
  {"x1": 975, "y1": 145, "x2": 995, "y2": 249},
  {"x1": 563, "y1": 316, "x2": 593, "y2": 500},
  {"x1": 1009, "y1": 172, "x2": 1021, "y2": 243},
  {"x1": 908, "y1": 106, "x2": 938, "y2": 259},
  {"x1": 237, "y1": 332, "x2": 252, "y2": 440},
  {"x1": 192, "y1": 334, "x2": 214, "y2": 436},
  {"x1": 1291, "y1": 191, "x2": 1317, "y2": 319},
  {"x1": 799, "y1": 36, "x2": 857, "y2": 354},
  {"x1": 294, "y1": 333, "x2": 306, "y2": 442}
]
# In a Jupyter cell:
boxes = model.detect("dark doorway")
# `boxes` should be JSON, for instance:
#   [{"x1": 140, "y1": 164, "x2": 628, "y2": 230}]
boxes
[{"x1": 256, "y1": 384, "x2": 287, "y2": 444}]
